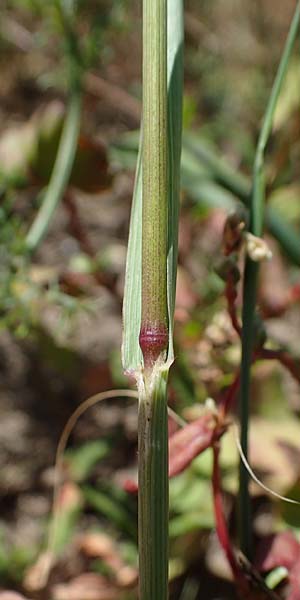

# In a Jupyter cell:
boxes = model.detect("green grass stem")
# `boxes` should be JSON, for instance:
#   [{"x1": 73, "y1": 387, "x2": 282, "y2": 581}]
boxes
[
  {"x1": 138, "y1": 371, "x2": 169, "y2": 599},
  {"x1": 138, "y1": 1, "x2": 169, "y2": 598},
  {"x1": 238, "y1": 2, "x2": 300, "y2": 558},
  {"x1": 140, "y1": 0, "x2": 168, "y2": 360},
  {"x1": 121, "y1": 3, "x2": 183, "y2": 596}
]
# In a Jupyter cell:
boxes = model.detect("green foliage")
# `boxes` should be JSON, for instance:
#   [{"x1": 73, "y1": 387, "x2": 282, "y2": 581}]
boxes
[
  {"x1": 0, "y1": 530, "x2": 36, "y2": 583},
  {"x1": 65, "y1": 440, "x2": 111, "y2": 481},
  {"x1": 83, "y1": 484, "x2": 137, "y2": 539}
]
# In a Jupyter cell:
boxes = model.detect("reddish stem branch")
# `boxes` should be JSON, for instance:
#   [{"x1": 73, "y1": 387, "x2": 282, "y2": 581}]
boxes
[
  {"x1": 225, "y1": 274, "x2": 241, "y2": 337},
  {"x1": 219, "y1": 371, "x2": 240, "y2": 418},
  {"x1": 258, "y1": 348, "x2": 300, "y2": 385},
  {"x1": 64, "y1": 191, "x2": 95, "y2": 257},
  {"x1": 220, "y1": 345, "x2": 300, "y2": 420},
  {"x1": 212, "y1": 444, "x2": 244, "y2": 584},
  {"x1": 63, "y1": 191, "x2": 119, "y2": 295}
]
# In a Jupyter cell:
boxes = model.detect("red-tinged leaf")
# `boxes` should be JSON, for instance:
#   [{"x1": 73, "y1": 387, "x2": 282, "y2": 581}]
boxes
[
  {"x1": 255, "y1": 531, "x2": 300, "y2": 572},
  {"x1": 287, "y1": 557, "x2": 300, "y2": 600},
  {"x1": 124, "y1": 412, "x2": 226, "y2": 493},
  {"x1": 168, "y1": 412, "x2": 226, "y2": 478},
  {"x1": 290, "y1": 284, "x2": 300, "y2": 303},
  {"x1": 288, "y1": 589, "x2": 300, "y2": 600}
]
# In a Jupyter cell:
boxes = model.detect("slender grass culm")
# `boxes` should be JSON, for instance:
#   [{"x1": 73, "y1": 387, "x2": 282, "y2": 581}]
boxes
[
  {"x1": 238, "y1": 1, "x2": 300, "y2": 559},
  {"x1": 25, "y1": 1, "x2": 82, "y2": 254},
  {"x1": 138, "y1": 1, "x2": 169, "y2": 598},
  {"x1": 122, "y1": 1, "x2": 183, "y2": 598}
]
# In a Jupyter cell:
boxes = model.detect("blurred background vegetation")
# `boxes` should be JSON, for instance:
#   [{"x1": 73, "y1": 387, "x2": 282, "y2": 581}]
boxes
[{"x1": 0, "y1": 1, "x2": 299, "y2": 598}]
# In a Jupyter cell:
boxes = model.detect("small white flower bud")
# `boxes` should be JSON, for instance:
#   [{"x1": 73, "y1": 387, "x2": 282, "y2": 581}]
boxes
[{"x1": 245, "y1": 233, "x2": 272, "y2": 262}]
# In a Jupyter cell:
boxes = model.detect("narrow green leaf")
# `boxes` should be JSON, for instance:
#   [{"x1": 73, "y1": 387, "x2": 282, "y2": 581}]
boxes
[
  {"x1": 26, "y1": 1, "x2": 82, "y2": 253},
  {"x1": 26, "y1": 89, "x2": 82, "y2": 253}
]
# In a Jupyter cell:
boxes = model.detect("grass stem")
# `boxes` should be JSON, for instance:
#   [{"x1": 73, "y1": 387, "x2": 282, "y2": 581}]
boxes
[
  {"x1": 238, "y1": 2, "x2": 300, "y2": 558},
  {"x1": 138, "y1": 1, "x2": 169, "y2": 597},
  {"x1": 138, "y1": 372, "x2": 168, "y2": 599},
  {"x1": 139, "y1": 0, "x2": 168, "y2": 368}
]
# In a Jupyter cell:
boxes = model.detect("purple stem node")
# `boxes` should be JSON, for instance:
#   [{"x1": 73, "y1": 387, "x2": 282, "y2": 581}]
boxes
[{"x1": 139, "y1": 322, "x2": 168, "y2": 368}]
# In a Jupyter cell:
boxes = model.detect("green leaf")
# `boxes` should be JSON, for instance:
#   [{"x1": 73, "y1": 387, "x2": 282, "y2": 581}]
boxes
[
  {"x1": 65, "y1": 439, "x2": 110, "y2": 481},
  {"x1": 26, "y1": 89, "x2": 82, "y2": 252},
  {"x1": 265, "y1": 567, "x2": 288, "y2": 590},
  {"x1": 122, "y1": 0, "x2": 184, "y2": 374},
  {"x1": 83, "y1": 485, "x2": 136, "y2": 538}
]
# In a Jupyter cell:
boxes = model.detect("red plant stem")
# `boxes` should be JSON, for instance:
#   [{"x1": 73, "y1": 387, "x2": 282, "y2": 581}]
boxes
[
  {"x1": 212, "y1": 444, "x2": 242, "y2": 582},
  {"x1": 219, "y1": 345, "x2": 300, "y2": 420},
  {"x1": 64, "y1": 191, "x2": 95, "y2": 257},
  {"x1": 225, "y1": 275, "x2": 241, "y2": 337},
  {"x1": 258, "y1": 348, "x2": 300, "y2": 385},
  {"x1": 63, "y1": 191, "x2": 120, "y2": 295},
  {"x1": 219, "y1": 371, "x2": 240, "y2": 418}
]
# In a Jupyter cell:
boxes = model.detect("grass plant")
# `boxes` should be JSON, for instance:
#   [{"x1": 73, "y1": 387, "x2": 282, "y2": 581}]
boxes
[{"x1": 3, "y1": 0, "x2": 300, "y2": 597}]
